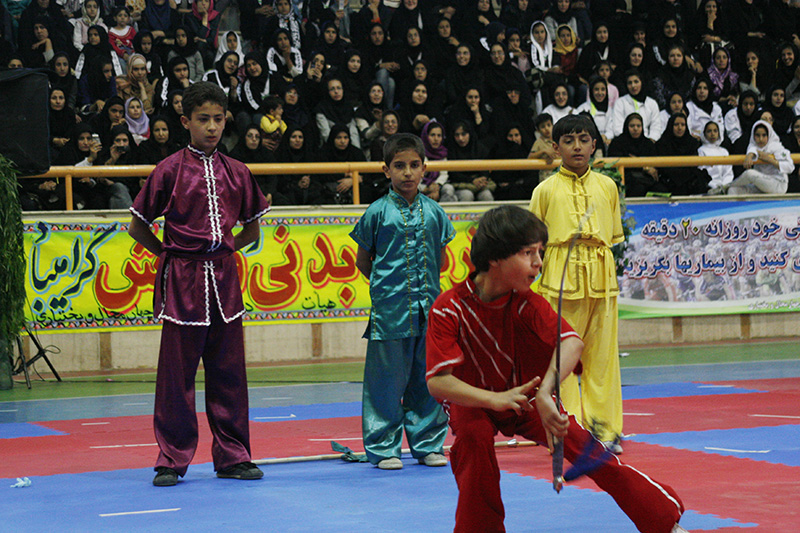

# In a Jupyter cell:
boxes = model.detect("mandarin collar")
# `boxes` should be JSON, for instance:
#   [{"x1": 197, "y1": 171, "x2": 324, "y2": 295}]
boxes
[
  {"x1": 388, "y1": 187, "x2": 419, "y2": 208},
  {"x1": 558, "y1": 165, "x2": 591, "y2": 182},
  {"x1": 187, "y1": 144, "x2": 218, "y2": 160}
]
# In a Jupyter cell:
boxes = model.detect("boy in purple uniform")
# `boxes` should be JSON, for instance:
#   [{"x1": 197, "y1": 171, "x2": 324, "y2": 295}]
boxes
[{"x1": 128, "y1": 82, "x2": 271, "y2": 487}]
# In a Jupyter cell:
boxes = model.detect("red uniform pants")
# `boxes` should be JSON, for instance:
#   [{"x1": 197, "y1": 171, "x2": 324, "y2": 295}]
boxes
[
  {"x1": 447, "y1": 404, "x2": 684, "y2": 533},
  {"x1": 153, "y1": 310, "x2": 253, "y2": 476}
]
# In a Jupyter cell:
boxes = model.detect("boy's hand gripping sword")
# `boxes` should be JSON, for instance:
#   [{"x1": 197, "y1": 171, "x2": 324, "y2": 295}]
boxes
[{"x1": 552, "y1": 206, "x2": 594, "y2": 493}]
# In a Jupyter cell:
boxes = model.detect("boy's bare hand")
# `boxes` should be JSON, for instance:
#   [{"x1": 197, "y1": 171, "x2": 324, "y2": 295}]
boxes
[
  {"x1": 535, "y1": 390, "x2": 569, "y2": 450},
  {"x1": 491, "y1": 378, "x2": 541, "y2": 415}
]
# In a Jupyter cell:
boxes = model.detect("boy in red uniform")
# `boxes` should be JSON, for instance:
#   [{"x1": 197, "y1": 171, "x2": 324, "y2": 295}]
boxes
[
  {"x1": 425, "y1": 205, "x2": 687, "y2": 533},
  {"x1": 128, "y1": 82, "x2": 270, "y2": 486}
]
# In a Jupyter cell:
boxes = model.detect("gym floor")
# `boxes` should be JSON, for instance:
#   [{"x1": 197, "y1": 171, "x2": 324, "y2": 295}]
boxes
[{"x1": 1, "y1": 339, "x2": 798, "y2": 532}]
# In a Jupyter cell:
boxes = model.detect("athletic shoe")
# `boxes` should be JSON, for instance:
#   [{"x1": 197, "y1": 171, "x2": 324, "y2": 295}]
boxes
[
  {"x1": 216, "y1": 462, "x2": 264, "y2": 480},
  {"x1": 671, "y1": 523, "x2": 690, "y2": 532},
  {"x1": 418, "y1": 453, "x2": 447, "y2": 467},
  {"x1": 153, "y1": 467, "x2": 178, "y2": 487},
  {"x1": 377, "y1": 457, "x2": 403, "y2": 470},
  {"x1": 603, "y1": 440, "x2": 623, "y2": 455}
]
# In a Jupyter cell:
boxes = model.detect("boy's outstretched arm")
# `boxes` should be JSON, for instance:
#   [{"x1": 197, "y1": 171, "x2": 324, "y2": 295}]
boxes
[
  {"x1": 234, "y1": 220, "x2": 261, "y2": 251},
  {"x1": 128, "y1": 216, "x2": 163, "y2": 256},
  {"x1": 428, "y1": 371, "x2": 541, "y2": 416}
]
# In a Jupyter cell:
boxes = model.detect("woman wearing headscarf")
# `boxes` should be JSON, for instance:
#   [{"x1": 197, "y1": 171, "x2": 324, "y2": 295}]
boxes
[
  {"x1": 723, "y1": 120, "x2": 793, "y2": 195},
  {"x1": 692, "y1": 0, "x2": 730, "y2": 68},
  {"x1": 90, "y1": 94, "x2": 127, "y2": 146},
  {"x1": 135, "y1": 115, "x2": 180, "y2": 164},
  {"x1": 354, "y1": 81, "x2": 387, "y2": 154},
  {"x1": 275, "y1": 124, "x2": 327, "y2": 205},
  {"x1": 396, "y1": 80, "x2": 440, "y2": 137},
  {"x1": 420, "y1": 119, "x2": 457, "y2": 202},
  {"x1": 761, "y1": 85, "x2": 793, "y2": 136},
  {"x1": 738, "y1": 49, "x2": 770, "y2": 102},
  {"x1": 706, "y1": 46, "x2": 738, "y2": 109},
  {"x1": 444, "y1": 43, "x2": 485, "y2": 108},
  {"x1": 76, "y1": 24, "x2": 123, "y2": 80},
  {"x1": 214, "y1": 30, "x2": 245, "y2": 69},
  {"x1": 314, "y1": 20, "x2": 347, "y2": 69},
  {"x1": 724, "y1": 90, "x2": 759, "y2": 153},
  {"x1": 607, "y1": 112, "x2": 666, "y2": 197},
  {"x1": 490, "y1": 123, "x2": 536, "y2": 200},
  {"x1": 443, "y1": 85, "x2": 492, "y2": 144},
  {"x1": 315, "y1": 76, "x2": 361, "y2": 148},
  {"x1": 653, "y1": 44, "x2": 695, "y2": 109},
  {"x1": 608, "y1": 69, "x2": 663, "y2": 142},
  {"x1": 317, "y1": 123, "x2": 366, "y2": 204},
  {"x1": 164, "y1": 90, "x2": 190, "y2": 146},
  {"x1": 266, "y1": 27, "x2": 304, "y2": 81},
  {"x1": 336, "y1": 49, "x2": 370, "y2": 109},
  {"x1": 124, "y1": 96, "x2": 150, "y2": 144},
  {"x1": 685, "y1": 76, "x2": 724, "y2": 140},
  {"x1": 529, "y1": 19, "x2": 563, "y2": 112},
  {"x1": 116, "y1": 53, "x2": 156, "y2": 115},
  {"x1": 428, "y1": 16, "x2": 459, "y2": 76},
  {"x1": 576, "y1": 76, "x2": 611, "y2": 147},
  {"x1": 236, "y1": 52, "x2": 271, "y2": 135},
  {"x1": 505, "y1": 27, "x2": 531, "y2": 74},
  {"x1": 139, "y1": 0, "x2": 179, "y2": 44},
  {"x1": 203, "y1": 50, "x2": 241, "y2": 97},
  {"x1": 552, "y1": 23, "x2": 579, "y2": 92},
  {"x1": 186, "y1": 0, "x2": 220, "y2": 68},
  {"x1": 388, "y1": 0, "x2": 432, "y2": 43},
  {"x1": 72, "y1": 0, "x2": 106, "y2": 52},
  {"x1": 773, "y1": 42, "x2": 800, "y2": 103},
  {"x1": 21, "y1": 16, "x2": 67, "y2": 68},
  {"x1": 489, "y1": 85, "x2": 534, "y2": 149},
  {"x1": 133, "y1": 30, "x2": 163, "y2": 83},
  {"x1": 483, "y1": 41, "x2": 530, "y2": 108},
  {"x1": 392, "y1": 25, "x2": 428, "y2": 86},
  {"x1": 544, "y1": 0, "x2": 578, "y2": 45},
  {"x1": 577, "y1": 22, "x2": 615, "y2": 83},
  {"x1": 263, "y1": 0, "x2": 303, "y2": 52},
  {"x1": 229, "y1": 124, "x2": 289, "y2": 205},
  {"x1": 655, "y1": 113, "x2": 711, "y2": 195},
  {"x1": 96, "y1": 123, "x2": 138, "y2": 207},
  {"x1": 77, "y1": 56, "x2": 118, "y2": 113},
  {"x1": 49, "y1": 52, "x2": 79, "y2": 110},
  {"x1": 362, "y1": 23, "x2": 398, "y2": 108},
  {"x1": 154, "y1": 56, "x2": 192, "y2": 112},
  {"x1": 610, "y1": 42, "x2": 654, "y2": 96},
  {"x1": 167, "y1": 25, "x2": 205, "y2": 82},
  {"x1": 447, "y1": 119, "x2": 495, "y2": 202}
]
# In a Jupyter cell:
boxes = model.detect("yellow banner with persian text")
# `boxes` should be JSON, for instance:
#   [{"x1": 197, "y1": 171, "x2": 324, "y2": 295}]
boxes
[{"x1": 23, "y1": 211, "x2": 482, "y2": 332}]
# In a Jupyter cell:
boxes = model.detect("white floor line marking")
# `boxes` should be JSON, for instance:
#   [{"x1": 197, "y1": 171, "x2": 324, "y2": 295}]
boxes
[
  {"x1": 623, "y1": 413, "x2": 655, "y2": 416},
  {"x1": 749, "y1": 414, "x2": 800, "y2": 420},
  {"x1": 705, "y1": 447, "x2": 771, "y2": 454},
  {"x1": 698, "y1": 385, "x2": 734, "y2": 389},
  {"x1": 260, "y1": 397, "x2": 293, "y2": 401},
  {"x1": 308, "y1": 437, "x2": 361, "y2": 442},
  {"x1": 123, "y1": 403, "x2": 149, "y2": 406},
  {"x1": 254, "y1": 414, "x2": 296, "y2": 420},
  {"x1": 82, "y1": 422, "x2": 111, "y2": 426},
  {"x1": 0, "y1": 409, "x2": 18, "y2": 412},
  {"x1": 90, "y1": 443, "x2": 158, "y2": 449},
  {"x1": 100, "y1": 508, "x2": 180, "y2": 517}
]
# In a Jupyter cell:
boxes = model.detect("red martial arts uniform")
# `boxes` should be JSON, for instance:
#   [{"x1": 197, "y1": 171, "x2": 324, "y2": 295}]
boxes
[
  {"x1": 426, "y1": 277, "x2": 684, "y2": 533},
  {"x1": 131, "y1": 145, "x2": 270, "y2": 476}
]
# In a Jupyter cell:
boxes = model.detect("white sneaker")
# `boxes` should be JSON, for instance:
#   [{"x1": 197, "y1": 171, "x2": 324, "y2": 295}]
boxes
[
  {"x1": 418, "y1": 453, "x2": 447, "y2": 467},
  {"x1": 671, "y1": 523, "x2": 690, "y2": 533},
  {"x1": 603, "y1": 440, "x2": 623, "y2": 455},
  {"x1": 377, "y1": 457, "x2": 403, "y2": 470}
]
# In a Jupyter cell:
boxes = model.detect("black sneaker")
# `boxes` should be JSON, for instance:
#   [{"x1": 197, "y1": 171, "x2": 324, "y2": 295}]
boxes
[
  {"x1": 153, "y1": 467, "x2": 178, "y2": 487},
  {"x1": 216, "y1": 462, "x2": 264, "y2": 480}
]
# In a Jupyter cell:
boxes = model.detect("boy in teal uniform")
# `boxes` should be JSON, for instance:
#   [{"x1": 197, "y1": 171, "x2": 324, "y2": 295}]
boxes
[{"x1": 350, "y1": 133, "x2": 454, "y2": 470}]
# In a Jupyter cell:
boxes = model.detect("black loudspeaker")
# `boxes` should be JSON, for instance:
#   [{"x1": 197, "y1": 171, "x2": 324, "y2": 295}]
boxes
[{"x1": 0, "y1": 69, "x2": 50, "y2": 176}]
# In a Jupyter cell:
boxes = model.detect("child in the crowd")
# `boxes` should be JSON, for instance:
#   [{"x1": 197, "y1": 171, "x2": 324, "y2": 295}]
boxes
[
  {"x1": 426, "y1": 203, "x2": 687, "y2": 533},
  {"x1": 259, "y1": 95, "x2": 288, "y2": 152},
  {"x1": 723, "y1": 120, "x2": 793, "y2": 195},
  {"x1": 128, "y1": 82, "x2": 270, "y2": 487},
  {"x1": 109, "y1": 6, "x2": 136, "y2": 65},
  {"x1": 73, "y1": 0, "x2": 107, "y2": 52},
  {"x1": 530, "y1": 115, "x2": 625, "y2": 453},
  {"x1": 528, "y1": 113, "x2": 557, "y2": 183},
  {"x1": 659, "y1": 91, "x2": 687, "y2": 138},
  {"x1": 698, "y1": 121, "x2": 734, "y2": 192},
  {"x1": 350, "y1": 133, "x2": 453, "y2": 470},
  {"x1": 420, "y1": 120, "x2": 457, "y2": 203}
]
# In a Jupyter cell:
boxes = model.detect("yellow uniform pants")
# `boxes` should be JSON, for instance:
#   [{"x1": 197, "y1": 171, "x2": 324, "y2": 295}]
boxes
[{"x1": 546, "y1": 295, "x2": 622, "y2": 442}]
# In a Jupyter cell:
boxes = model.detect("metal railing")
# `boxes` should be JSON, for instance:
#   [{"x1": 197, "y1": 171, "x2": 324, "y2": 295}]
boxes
[{"x1": 20, "y1": 154, "x2": 800, "y2": 210}]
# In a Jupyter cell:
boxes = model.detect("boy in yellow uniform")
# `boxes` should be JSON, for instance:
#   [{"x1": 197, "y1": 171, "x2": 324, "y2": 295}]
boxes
[{"x1": 529, "y1": 114, "x2": 625, "y2": 453}]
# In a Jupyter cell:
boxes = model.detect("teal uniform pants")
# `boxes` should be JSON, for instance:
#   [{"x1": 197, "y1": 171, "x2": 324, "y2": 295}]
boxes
[{"x1": 362, "y1": 334, "x2": 449, "y2": 464}]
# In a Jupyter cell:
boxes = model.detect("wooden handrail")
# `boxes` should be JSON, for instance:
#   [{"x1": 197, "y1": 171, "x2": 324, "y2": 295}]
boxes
[{"x1": 20, "y1": 154, "x2": 800, "y2": 210}]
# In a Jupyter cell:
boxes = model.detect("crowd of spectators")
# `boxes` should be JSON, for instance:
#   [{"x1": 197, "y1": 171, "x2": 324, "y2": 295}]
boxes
[{"x1": 3, "y1": 0, "x2": 800, "y2": 210}]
